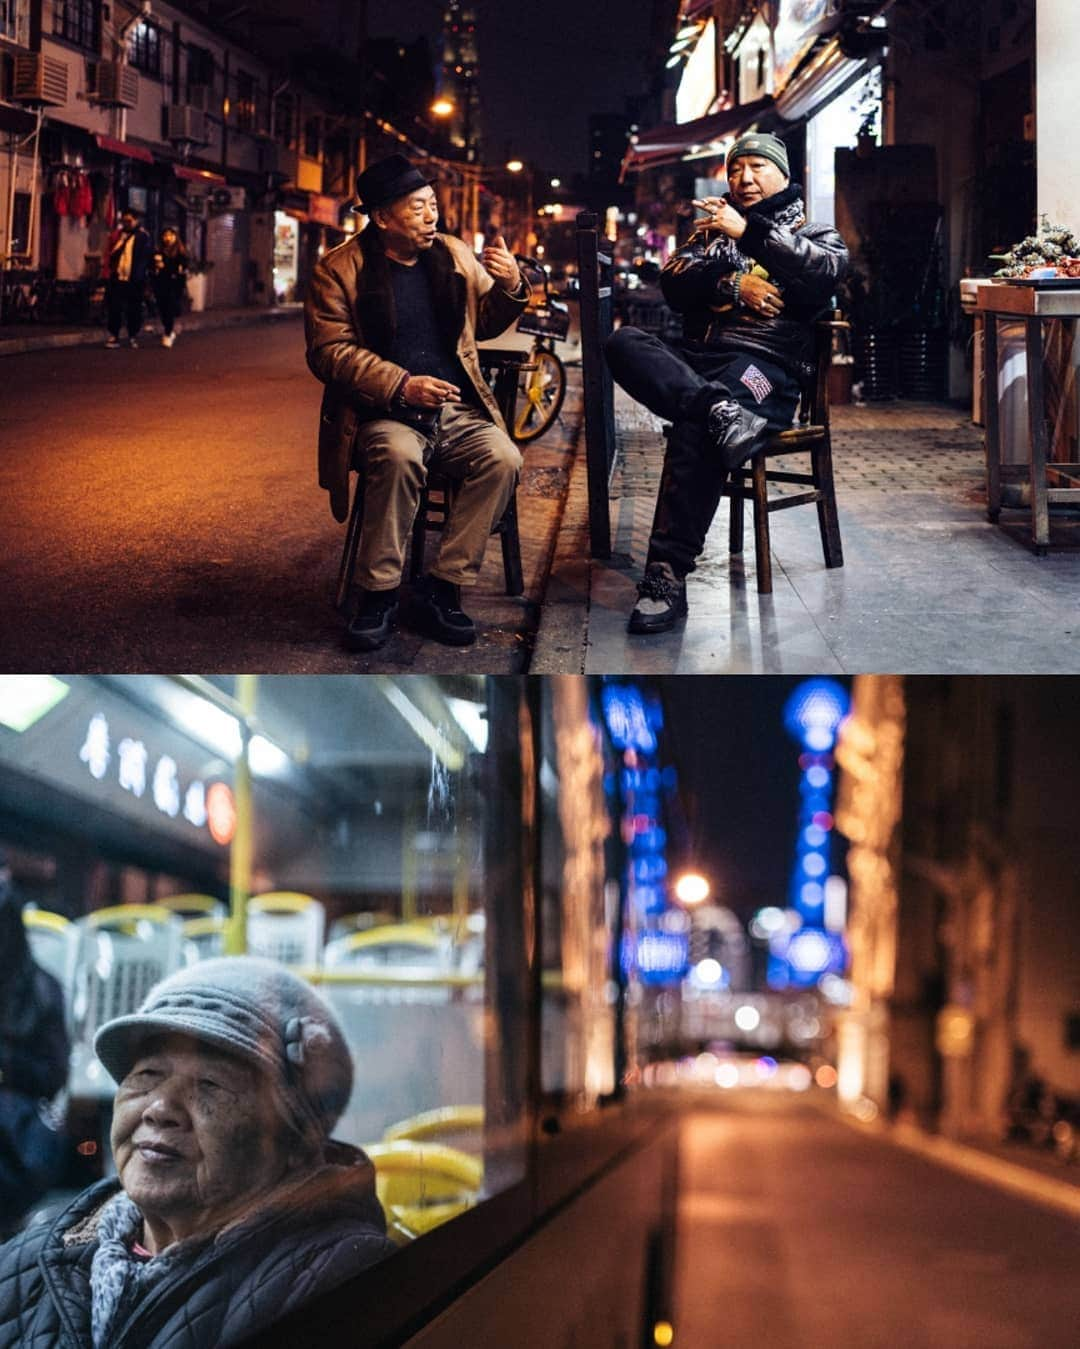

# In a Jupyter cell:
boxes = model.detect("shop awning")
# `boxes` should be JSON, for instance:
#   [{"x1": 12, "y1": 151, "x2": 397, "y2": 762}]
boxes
[
  {"x1": 172, "y1": 163, "x2": 227, "y2": 185},
  {"x1": 775, "y1": 36, "x2": 880, "y2": 123},
  {"x1": 621, "y1": 95, "x2": 775, "y2": 176},
  {"x1": 93, "y1": 133, "x2": 153, "y2": 164}
]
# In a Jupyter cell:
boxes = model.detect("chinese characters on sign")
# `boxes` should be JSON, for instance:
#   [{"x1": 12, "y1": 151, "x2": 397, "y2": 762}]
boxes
[{"x1": 77, "y1": 713, "x2": 233, "y2": 844}]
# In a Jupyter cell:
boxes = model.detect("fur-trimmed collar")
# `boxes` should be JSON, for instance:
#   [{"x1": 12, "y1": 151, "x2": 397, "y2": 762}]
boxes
[{"x1": 354, "y1": 223, "x2": 467, "y2": 358}]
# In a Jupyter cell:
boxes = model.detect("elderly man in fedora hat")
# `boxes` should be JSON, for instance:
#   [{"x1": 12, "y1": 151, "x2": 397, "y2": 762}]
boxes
[
  {"x1": 605, "y1": 132, "x2": 848, "y2": 634},
  {"x1": 305, "y1": 153, "x2": 530, "y2": 651}
]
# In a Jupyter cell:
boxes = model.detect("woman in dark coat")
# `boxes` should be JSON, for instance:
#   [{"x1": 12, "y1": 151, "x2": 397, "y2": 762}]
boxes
[
  {"x1": 0, "y1": 957, "x2": 394, "y2": 1348},
  {"x1": 151, "y1": 228, "x2": 189, "y2": 348}
]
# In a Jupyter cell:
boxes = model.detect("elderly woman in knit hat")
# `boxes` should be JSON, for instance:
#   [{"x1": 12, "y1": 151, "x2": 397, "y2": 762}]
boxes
[{"x1": 0, "y1": 957, "x2": 394, "y2": 1348}]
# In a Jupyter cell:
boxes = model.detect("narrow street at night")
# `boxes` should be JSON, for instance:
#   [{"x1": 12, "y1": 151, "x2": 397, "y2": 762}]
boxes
[
  {"x1": 676, "y1": 1096, "x2": 1080, "y2": 1349},
  {"x1": 0, "y1": 319, "x2": 580, "y2": 673}
]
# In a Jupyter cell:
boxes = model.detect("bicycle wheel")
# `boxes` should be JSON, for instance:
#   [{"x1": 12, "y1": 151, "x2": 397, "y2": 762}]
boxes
[{"x1": 513, "y1": 348, "x2": 566, "y2": 443}]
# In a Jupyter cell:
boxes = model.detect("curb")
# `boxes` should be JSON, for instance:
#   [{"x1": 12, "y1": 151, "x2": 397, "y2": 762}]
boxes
[
  {"x1": 837, "y1": 1108, "x2": 1080, "y2": 1219},
  {"x1": 528, "y1": 421, "x2": 594, "y2": 674},
  {"x1": 0, "y1": 305, "x2": 302, "y2": 357}
]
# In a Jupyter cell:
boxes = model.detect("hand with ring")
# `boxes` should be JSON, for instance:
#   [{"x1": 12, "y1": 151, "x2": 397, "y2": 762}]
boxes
[{"x1": 738, "y1": 273, "x2": 784, "y2": 318}]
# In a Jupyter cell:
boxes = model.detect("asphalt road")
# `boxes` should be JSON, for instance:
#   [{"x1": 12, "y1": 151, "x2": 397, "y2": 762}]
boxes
[
  {"x1": 675, "y1": 1096, "x2": 1080, "y2": 1349},
  {"x1": 0, "y1": 318, "x2": 572, "y2": 673}
]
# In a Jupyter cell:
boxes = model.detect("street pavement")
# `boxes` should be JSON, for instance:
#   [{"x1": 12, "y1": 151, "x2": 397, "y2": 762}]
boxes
[
  {"x1": 675, "y1": 1094, "x2": 1080, "y2": 1349},
  {"x1": 532, "y1": 390, "x2": 1080, "y2": 674},
  {"x1": 0, "y1": 316, "x2": 580, "y2": 673},
  {"x1": 5, "y1": 308, "x2": 1080, "y2": 674}
]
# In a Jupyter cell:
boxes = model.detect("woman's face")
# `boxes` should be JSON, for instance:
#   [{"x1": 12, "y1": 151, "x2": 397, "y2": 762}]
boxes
[{"x1": 111, "y1": 1033, "x2": 293, "y2": 1251}]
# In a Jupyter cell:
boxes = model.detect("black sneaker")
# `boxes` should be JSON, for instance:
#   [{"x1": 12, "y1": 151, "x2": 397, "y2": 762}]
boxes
[
  {"x1": 708, "y1": 399, "x2": 769, "y2": 471},
  {"x1": 628, "y1": 562, "x2": 688, "y2": 635},
  {"x1": 344, "y1": 587, "x2": 399, "y2": 652},
  {"x1": 410, "y1": 575, "x2": 477, "y2": 646}
]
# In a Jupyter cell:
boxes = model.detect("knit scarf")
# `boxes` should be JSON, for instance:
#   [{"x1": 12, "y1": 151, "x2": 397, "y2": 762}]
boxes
[
  {"x1": 704, "y1": 183, "x2": 807, "y2": 276},
  {"x1": 89, "y1": 1194, "x2": 196, "y2": 1348}
]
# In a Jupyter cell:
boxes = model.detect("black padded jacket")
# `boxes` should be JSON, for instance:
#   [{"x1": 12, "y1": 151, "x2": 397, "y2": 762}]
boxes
[
  {"x1": 0, "y1": 1142, "x2": 395, "y2": 1349},
  {"x1": 660, "y1": 184, "x2": 848, "y2": 378}
]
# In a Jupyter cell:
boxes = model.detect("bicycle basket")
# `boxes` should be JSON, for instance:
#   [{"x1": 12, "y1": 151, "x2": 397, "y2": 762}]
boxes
[{"x1": 516, "y1": 304, "x2": 570, "y2": 340}]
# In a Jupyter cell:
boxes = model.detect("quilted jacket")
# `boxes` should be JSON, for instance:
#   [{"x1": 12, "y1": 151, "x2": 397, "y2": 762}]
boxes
[
  {"x1": 0, "y1": 1142, "x2": 395, "y2": 1349},
  {"x1": 660, "y1": 182, "x2": 848, "y2": 378}
]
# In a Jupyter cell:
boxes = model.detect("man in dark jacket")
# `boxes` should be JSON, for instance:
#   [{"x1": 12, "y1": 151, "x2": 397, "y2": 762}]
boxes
[
  {"x1": 104, "y1": 209, "x2": 153, "y2": 349},
  {"x1": 0, "y1": 957, "x2": 394, "y2": 1349},
  {"x1": 605, "y1": 133, "x2": 848, "y2": 633},
  {"x1": 305, "y1": 154, "x2": 530, "y2": 651}
]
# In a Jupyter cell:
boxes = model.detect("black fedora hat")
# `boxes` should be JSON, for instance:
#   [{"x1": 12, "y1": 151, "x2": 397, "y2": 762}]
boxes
[{"x1": 352, "y1": 153, "x2": 437, "y2": 214}]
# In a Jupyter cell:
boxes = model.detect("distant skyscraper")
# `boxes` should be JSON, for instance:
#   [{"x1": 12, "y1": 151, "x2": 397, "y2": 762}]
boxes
[{"x1": 439, "y1": 2, "x2": 481, "y2": 162}]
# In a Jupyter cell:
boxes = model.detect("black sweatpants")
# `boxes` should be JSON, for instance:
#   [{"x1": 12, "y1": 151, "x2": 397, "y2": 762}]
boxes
[
  {"x1": 153, "y1": 279, "x2": 184, "y2": 336},
  {"x1": 106, "y1": 280, "x2": 144, "y2": 341},
  {"x1": 604, "y1": 325, "x2": 800, "y2": 577}
]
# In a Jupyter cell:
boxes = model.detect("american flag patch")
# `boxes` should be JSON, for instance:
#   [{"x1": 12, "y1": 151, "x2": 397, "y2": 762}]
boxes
[{"x1": 740, "y1": 364, "x2": 773, "y2": 404}]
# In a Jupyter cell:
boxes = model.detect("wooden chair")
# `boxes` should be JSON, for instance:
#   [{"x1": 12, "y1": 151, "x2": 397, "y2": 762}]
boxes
[
  {"x1": 335, "y1": 348, "x2": 531, "y2": 612},
  {"x1": 722, "y1": 319, "x2": 846, "y2": 594}
]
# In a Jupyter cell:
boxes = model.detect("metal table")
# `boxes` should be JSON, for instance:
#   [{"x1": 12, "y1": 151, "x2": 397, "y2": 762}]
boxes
[{"x1": 978, "y1": 283, "x2": 1080, "y2": 554}]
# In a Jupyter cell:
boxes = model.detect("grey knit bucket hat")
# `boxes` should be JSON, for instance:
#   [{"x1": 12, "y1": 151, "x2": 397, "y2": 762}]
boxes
[{"x1": 94, "y1": 957, "x2": 353, "y2": 1143}]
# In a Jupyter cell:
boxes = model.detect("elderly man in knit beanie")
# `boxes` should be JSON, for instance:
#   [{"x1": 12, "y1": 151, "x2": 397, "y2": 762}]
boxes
[
  {"x1": 605, "y1": 131, "x2": 849, "y2": 634},
  {"x1": 0, "y1": 957, "x2": 395, "y2": 1348}
]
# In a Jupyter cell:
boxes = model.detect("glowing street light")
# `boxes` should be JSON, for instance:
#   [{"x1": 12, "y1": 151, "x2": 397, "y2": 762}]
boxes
[
  {"x1": 430, "y1": 98, "x2": 455, "y2": 118},
  {"x1": 505, "y1": 159, "x2": 524, "y2": 173},
  {"x1": 674, "y1": 871, "x2": 709, "y2": 906}
]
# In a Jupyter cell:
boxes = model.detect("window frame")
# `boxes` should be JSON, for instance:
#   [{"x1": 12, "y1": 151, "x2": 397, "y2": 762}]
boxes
[
  {"x1": 51, "y1": 0, "x2": 99, "y2": 54},
  {"x1": 127, "y1": 16, "x2": 162, "y2": 80}
]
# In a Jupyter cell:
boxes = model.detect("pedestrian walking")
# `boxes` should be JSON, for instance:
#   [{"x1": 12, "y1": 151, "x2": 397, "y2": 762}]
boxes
[
  {"x1": 151, "y1": 227, "x2": 188, "y2": 348},
  {"x1": 305, "y1": 153, "x2": 530, "y2": 652},
  {"x1": 605, "y1": 133, "x2": 848, "y2": 633},
  {"x1": 104, "y1": 209, "x2": 153, "y2": 349}
]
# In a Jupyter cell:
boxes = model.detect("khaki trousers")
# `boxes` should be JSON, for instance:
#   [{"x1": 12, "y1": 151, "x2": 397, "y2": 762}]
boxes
[{"x1": 353, "y1": 401, "x2": 523, "y2": 590}]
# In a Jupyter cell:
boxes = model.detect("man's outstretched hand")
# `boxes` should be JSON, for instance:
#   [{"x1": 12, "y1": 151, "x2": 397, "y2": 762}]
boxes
[{"x1": 482, "y1": 235, "x2": 523, "y2": 292}]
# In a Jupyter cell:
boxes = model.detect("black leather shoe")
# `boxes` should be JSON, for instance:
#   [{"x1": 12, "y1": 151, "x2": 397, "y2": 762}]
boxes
[
  {"x1": 628, "y1": 562, "x2": 688, "y2": 634},
  {"x1": 344, "y1": 588, "x2": 399, "y2": 652},
  {"x1": 410, "y1": 576, "x2": 477, "y2": 646},
  {"x1": 708, "y1": 399, "x2": 769, "y2": 471}
]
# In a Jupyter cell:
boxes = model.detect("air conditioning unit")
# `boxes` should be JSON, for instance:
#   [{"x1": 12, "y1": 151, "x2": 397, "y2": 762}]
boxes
[
  {"x1": 91, "y1": 60, "x2": 138, "y2": 108},
  {"x1": 12, "y1": 52, "x2": 69, "y2": 106},
  {"x1": 165, "y1": 105, "x2": 210, "y2": 145},
  {"x1": 186, "y1": 84, "x2": 212, "y2": 113},
  {"x1": 209, "y1": 185, "x2": 247, "y2": 211}
]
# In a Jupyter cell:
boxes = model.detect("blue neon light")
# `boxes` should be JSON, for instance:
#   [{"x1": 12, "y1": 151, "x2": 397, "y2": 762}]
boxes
[
  {"x1": 783, "y1": 679, "x2": 850, "y2": 751},
  {"x1": 602, "y1": 684, "x2": 660, "y2": 754}
]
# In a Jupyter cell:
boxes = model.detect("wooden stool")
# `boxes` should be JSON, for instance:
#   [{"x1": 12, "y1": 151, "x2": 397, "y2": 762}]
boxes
[{"x1": 335, "y1": 348, "x2": 531, "y2": 611}]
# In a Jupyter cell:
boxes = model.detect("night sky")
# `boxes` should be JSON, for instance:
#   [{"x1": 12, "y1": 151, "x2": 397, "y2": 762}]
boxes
[
  {"x1": 366, "y1": 0, "x2": 656, "y2": 177},
  {"x1": 661, "y1": 678, "x2": 851, "y2": 922}
]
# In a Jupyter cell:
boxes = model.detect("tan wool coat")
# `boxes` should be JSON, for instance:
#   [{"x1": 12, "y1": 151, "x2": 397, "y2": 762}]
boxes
[{"x1": 305, "y1": 225, "x2": 529, "y2": 521}]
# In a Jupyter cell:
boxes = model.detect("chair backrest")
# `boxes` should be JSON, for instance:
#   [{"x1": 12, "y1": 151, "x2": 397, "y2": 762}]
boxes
[
  {"x1": 157, "y1": 893, "x2": 227, "y2": 922},
  {"x1": 322, "y1": 922, "x2": 453, "y2": 972},
  {"x1": 181, "y1": 914, "x2": 227, "y2": 965},
  {"x1": 247, "y1": 892, "x2": 325, "y2": 968},
  {"x1": 797, "y1": 319, "x2": 850, "y2": 428},
  {"x1": 22, "y1": 909, "x2": 78, "y2": 1011},
  {"x1": 68, "y1": 905, "x2": 186, "y2": 1099}
]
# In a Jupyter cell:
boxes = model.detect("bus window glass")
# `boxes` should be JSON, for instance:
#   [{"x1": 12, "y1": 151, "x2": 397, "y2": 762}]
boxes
[{"x1": 0, "y1": 674, "x2": 524, "y2": 1262}]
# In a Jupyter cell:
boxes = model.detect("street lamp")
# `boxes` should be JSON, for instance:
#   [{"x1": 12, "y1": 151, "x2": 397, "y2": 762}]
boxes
[
  {"x1": 505, "y1": 159, "x2": 524, "y2": 174},
  {"x1": 431, "y1": 98, "x2": 455, "y2": 119},
  {"x1": 674, "y1": 872, "x2": 709, "y2": 906}
]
